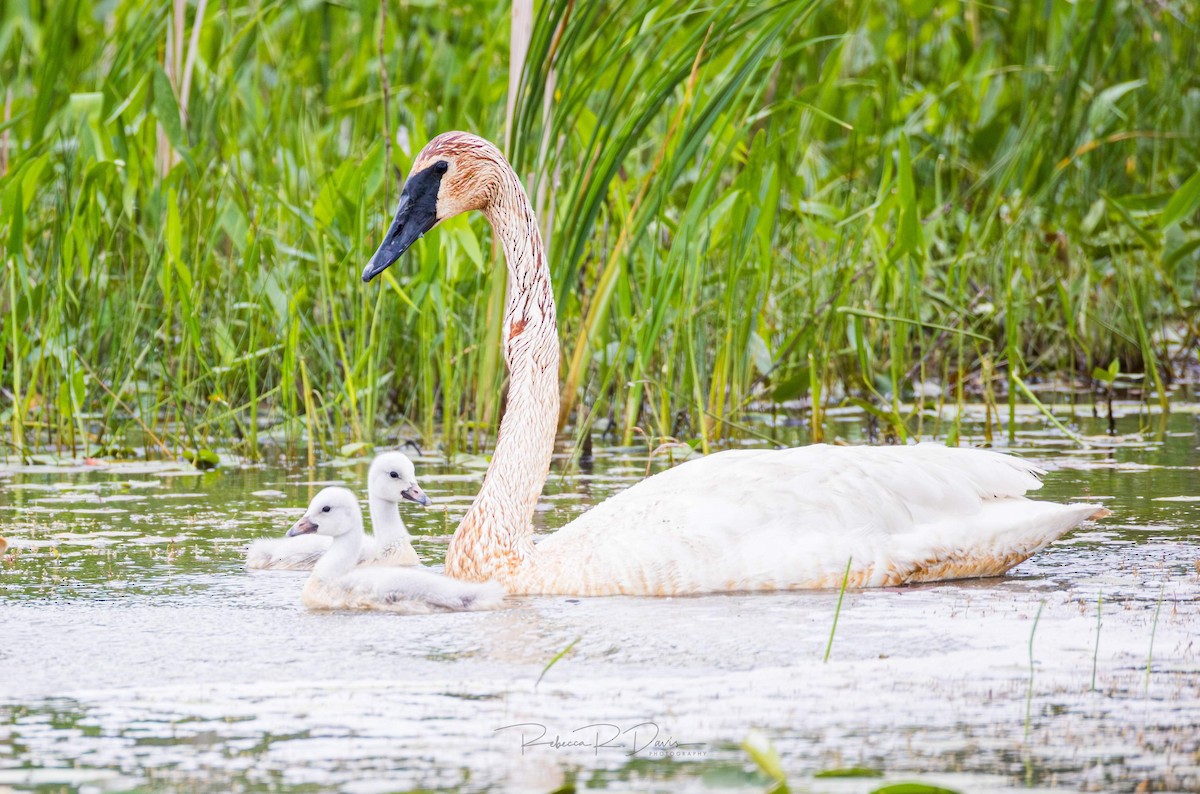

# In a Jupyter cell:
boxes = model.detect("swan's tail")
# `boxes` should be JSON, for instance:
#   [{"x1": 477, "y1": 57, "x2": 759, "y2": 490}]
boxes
[
  {"x1": 902, "y1": 501, "x2": 1110, "y2": 585},
  {"x1": 1040, "y1": 502, "x2": 1112, "y2": 538}
]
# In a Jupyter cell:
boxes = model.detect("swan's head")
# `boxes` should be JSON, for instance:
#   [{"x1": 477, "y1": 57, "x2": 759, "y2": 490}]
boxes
[
  {"x1": 362, "y1": 131, "x2": 503, "y2": 282},
  {"x1": 367, "y1": 451, "x2": 431, "y2": 507},
  {"x1": 287, "y1": 486, "x2": 364, "y2": 538}
]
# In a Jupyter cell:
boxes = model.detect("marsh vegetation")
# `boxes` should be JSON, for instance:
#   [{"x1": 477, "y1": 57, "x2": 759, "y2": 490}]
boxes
[
  {"x1": 1, "y1": 2, "x2": 1198, "y2": 790},
  {"x1": 1, "y1": 0, "x2": 1197, "y2": 463}
]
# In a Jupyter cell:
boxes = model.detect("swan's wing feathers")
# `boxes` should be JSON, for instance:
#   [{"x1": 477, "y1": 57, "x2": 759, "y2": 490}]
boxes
[
  {"x1": 366, "y1": 541, "x2": 421, "y2": 567},
  {"x1": 805, "y1": 443, "x2": 1047, "y2": 526},
  {"x1": 530, "y1": 443, "x2": 1097, "y2": 594},
  {"x1": 246, "y1": 535, "x2": 331, "y2": 570},
  {"x1": 718, "y1": 442, "x2": 1048, "y2": 526},
  {"x1": 561, "y1": 443, "x2": 1046, "y2": 541}
]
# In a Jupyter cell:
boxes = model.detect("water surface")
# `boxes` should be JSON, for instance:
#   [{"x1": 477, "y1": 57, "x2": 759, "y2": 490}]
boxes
[{"x1": 2, "y1": 405, "x2": 1198, "y2": 792}]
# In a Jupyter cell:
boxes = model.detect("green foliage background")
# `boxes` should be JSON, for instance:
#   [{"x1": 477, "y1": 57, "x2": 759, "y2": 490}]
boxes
[{"x1": 1, "y1": 0, "x2": 1197, "y2": 461}]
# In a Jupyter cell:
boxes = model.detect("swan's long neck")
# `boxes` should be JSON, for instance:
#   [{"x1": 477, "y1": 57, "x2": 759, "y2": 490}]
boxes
[
  {"x1": 368, "y1": 496, "x2": 408, "y2": 547},
  {"x1": 313, "y1": 528, "x2": 363, "y2": 581},
  {"x1": 445, "y1": 165, "x2": 559, "y2": 582}
]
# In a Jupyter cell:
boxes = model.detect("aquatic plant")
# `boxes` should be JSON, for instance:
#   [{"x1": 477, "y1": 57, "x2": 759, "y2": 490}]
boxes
[
  {"x1": 1146, "y1": 577, "x2": 1166, "y2": 693},
  {"x1": 1, "y1": 0, "x2": 1197, "y2": 461},
  {"x1": 741, "y1": 729, "x2": 790, "y2": 794},
  {"x1": 1024, "y1": 599, "x2": 1045, "y2": 739},
  {"x1": 1091, "y1": 590, "x2": 1103, "y2": 693},
  {"x1": 535, "y1": 635, "x2": 581, "y2": 689},
  {"x1": 823, "y1": 556, "x2": 853, "y2": 662}
]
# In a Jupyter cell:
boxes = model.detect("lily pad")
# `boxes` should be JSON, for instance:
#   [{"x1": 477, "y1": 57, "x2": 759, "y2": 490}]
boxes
[
  {"x1": 186, "y1": 448, "x2": 220, "y2": 470},
  {"x1": 871, "y1": 784, "x2": 961, "y2": 794}
]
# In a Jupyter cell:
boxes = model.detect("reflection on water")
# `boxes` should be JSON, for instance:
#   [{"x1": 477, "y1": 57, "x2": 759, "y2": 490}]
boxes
[{"x1": 1, "y1": 404, "x2": 1198, "y2": 792}]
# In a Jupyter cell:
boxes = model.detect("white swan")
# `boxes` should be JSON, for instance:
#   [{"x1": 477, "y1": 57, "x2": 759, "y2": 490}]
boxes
[
  {"x1": 361, "y1": 131, "x2": 1110, "y2": 597},
  {"x1": 245, "y1": 451, "x2": 429, "y2": 570},
  {"x1": 288, "y1": 487, "x2": 505, "y2": 613}
]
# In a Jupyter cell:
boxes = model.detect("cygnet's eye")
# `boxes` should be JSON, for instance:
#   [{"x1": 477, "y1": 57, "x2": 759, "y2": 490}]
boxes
[
  {"x1": 321, "y1": 506, "x2": 331, "y2": 513},
  {"x1": 434, "y1": 160, "x2": 449, "y2": 173},
  {"x1": 389, "y1": 471, "x2": 399, "y2": 479}
]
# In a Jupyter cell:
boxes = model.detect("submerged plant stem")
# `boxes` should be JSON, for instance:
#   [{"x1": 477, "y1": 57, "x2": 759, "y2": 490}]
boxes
[
  {"x1": 1025, "y1": 600, "x2": 1044, "y2": 741},
  {"x1": 1091, "y1": 591, "x2": 1102, "y2": 693},
  {"x1": 1146, "y1": 578, "x2": 1166, "y2": 693},
  {"x1": 824, "y1": 557, "x2": 852, "y2": 663},
  {"x1": 535, "y1": 636, "x2": 581, "y2": 689}
]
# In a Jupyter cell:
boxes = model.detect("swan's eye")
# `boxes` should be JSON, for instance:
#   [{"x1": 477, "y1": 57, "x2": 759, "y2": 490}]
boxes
[
  {"x1": 434, "y1": 160, "x2": 449, "y2": 173},
  {"x1": 321, "y1": 506, "x2": 331, "y2": 513},
  {"x1": 389, "y1": 471, "x2": 399, "y2": 479}
]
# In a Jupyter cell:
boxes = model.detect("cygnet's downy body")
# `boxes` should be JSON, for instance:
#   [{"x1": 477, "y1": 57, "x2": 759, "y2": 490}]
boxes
[
  {"x1": 289, "y1": 487, "x2": 505, "y2": 613},
  {"x1": 246, "y1": 451, "x2": 429, "y2": 570}
]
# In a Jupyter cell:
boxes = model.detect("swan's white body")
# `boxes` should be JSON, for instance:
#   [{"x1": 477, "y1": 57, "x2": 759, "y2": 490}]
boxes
[
  {"x1": 363, "y1": 132, "x2": 1110, "y2": 597},
  {"x1": 245, "y1": 452, "x2": 426, "y2": 570},
  {"x1": 292, "y1": 488, "x2": 505, "y2": 613},
  {"x1": 517, "y1": 443, "x2": 1106, "y2": 595}
]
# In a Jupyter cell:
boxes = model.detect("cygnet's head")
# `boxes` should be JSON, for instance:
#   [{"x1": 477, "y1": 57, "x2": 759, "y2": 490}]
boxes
[
  {"x1": 287, "y1": 487, "x2": 363, "y2": 538},
  {"x1": 368, "y1": 451, "x2": 431, "y2": 507}
]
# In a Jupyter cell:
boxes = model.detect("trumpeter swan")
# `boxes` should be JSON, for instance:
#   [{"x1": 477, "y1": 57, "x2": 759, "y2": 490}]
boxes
[{"x1": 361, "y1": 131, "x2": 1109, "y2": 596}]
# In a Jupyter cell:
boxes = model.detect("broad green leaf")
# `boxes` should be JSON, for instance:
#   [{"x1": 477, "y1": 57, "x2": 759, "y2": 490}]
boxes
[
  {"x1": 19, "y1": 154, "x2": 50, "y2": 214},
  {"x1": 747, "y1": 331, "x2": 773, "y2": 376},
  {"x1": 339, "y1": 442, "x2": 372, "y2": 458},
  {"x1": 187, "y1": 449, "x2": 220, "y2": 470},
  {"x1": 457, "y1": 224, "x2": 484, "y2": 268},
  {"x1": 1163, "y1": 230, "x2": 1200, "y2": 268},
  {"x1": 1086, "y1": 79, "x2": 1147, "y2": 133},
  {"x1": 67, "y1": 92, "x2": 103, "y2": 121},
  {"x1": 894, "y1": 132, "x2": 923, "y2": 260},
  {"x1": 1161, "y1": 170, "x2": 1200, "y2": 229},
  {"x1": 741, "y1": 730, "x2": 787, "y2": 788},
  {"x1": 770, "y1": 369, "x2": 809, "y2": 402},
  {"x1": 151, "y1": 64, "x2": 185, "y2": 152}
]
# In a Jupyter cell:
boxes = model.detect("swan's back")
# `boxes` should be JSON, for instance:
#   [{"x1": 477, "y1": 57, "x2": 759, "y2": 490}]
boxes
[
  {"x1": 246, "y1": 534, "x2": 332, "y2": 570},
  {"x1": 525, "y1": 443, "x2": 1108, "y2": 595},
  {"x1": 360, "y1": 541, "x2": 420, "y2": 568},
  {"x1": 246, "y1": 535, "x2": 410, "y2": 571},
  {"x1": 303, "y1": 566, "x2": 506, "y2": 613}
]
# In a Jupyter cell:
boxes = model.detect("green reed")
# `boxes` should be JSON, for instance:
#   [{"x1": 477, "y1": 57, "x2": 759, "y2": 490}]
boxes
[
  {"x1": 0, "y1": 0, "x2": 1197, "y2": 462},
  {"x1": 824, "y1": 556, "x2": 853, "y2": 663}
]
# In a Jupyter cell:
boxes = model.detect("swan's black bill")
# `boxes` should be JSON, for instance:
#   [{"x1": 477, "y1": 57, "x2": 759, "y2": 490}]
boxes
[
  {"x1": 362, "y1": 163, "x2": 445, "y2": 282},
  {"x1": 401, "y1": 484, "x2": 432, "y2": 507},
  {"x1": 287, "y1": 516, "x2": 319, "y2": 537}
]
